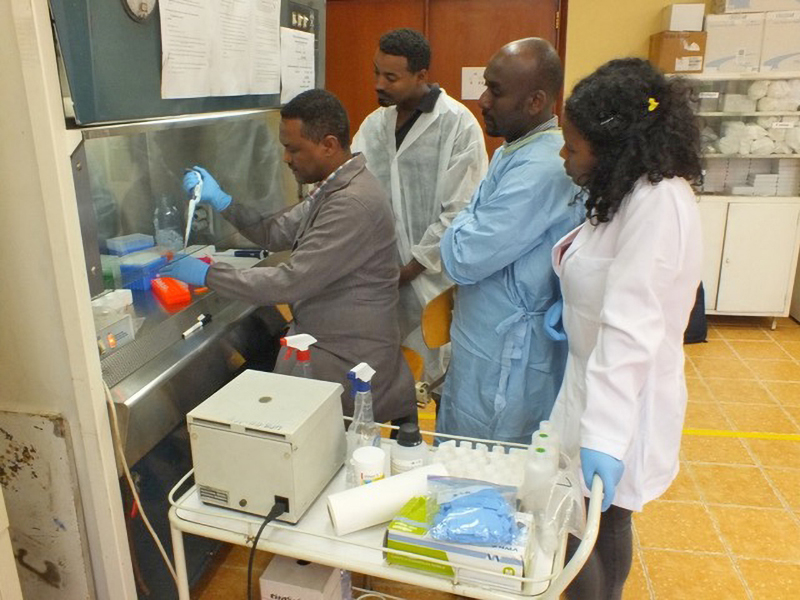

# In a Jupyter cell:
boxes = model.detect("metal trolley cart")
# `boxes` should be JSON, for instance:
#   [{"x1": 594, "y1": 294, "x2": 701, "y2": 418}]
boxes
[{"x1": 168, "y1": 433, "x2": 603, "y2": 600}]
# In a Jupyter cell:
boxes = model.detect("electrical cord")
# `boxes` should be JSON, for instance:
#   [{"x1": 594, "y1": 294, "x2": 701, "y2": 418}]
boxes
[
  {"x1": 103, "y1": 380, "x2": 180, "y2": 586},
  {"x1": 247, "y1": 500, "x2": 288, "y2": 600}
]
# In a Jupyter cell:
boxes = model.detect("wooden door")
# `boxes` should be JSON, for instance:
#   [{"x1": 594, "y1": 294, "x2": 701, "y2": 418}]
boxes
[
  {"x1": 326, "y1": 0, "x2": 425, "y2": 140},
  {"x1": 326, "y1": 0, "x2": 563, "y2": 154}
]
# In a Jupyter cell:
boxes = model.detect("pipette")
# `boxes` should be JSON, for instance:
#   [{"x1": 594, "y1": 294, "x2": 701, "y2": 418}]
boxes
[{"x1": 184, "y1": 169, "x2": 202, "y2": 250}]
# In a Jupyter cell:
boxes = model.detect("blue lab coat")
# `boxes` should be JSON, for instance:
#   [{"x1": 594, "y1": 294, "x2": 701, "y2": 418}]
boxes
[{"x1": 437, "y1": 129, "x2": 583, "y2": 444}]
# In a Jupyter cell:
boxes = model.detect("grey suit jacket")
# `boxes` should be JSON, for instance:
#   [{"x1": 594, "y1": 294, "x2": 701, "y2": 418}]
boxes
[{"x1": 206, "y1": 154, "x2": 416, "y2": 422}]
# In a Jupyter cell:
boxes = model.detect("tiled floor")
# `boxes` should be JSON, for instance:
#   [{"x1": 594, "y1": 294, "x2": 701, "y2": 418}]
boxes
[{"x1": 192, "y1": 316, "x2": 800, "y2": 600}]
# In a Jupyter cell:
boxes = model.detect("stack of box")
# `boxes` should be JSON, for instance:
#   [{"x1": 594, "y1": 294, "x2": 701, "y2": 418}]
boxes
[
  {"x1": 704, "y1": 12, "x2": 765, "y2": 73},
  {"x1": 743, "y1": 173, "x2": 780, "y2": 194},
  {"x1": 701, "y1": 160, "x2": 731, "y2": 193},
  {"x1": 259, "y1": 556, "x2": 342, "y2": 600},
  {"x1": 778, "y1": 159, "x2": 800, "y2": 195},
  {"x1": 709, "y1": 1, "x2": 800, "y2": 73},
  {"x1": 761, "y1": 11, "x2": 800, "y2": 71},
  {"x1": 650, "y1": 4, "x2": 707, "y2": 74}
]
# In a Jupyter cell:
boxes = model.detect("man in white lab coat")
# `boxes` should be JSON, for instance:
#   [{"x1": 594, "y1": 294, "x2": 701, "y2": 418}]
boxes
[{"x1": 353, "y1": 28, "x2": 488, "y2": 382}]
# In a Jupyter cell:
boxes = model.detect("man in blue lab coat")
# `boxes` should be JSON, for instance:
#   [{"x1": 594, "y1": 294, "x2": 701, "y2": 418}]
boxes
[{"x1": 437, "y1": 38, "x2": 583, "y2": 444}]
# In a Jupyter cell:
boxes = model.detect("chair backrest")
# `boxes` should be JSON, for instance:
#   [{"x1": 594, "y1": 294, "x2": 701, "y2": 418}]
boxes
[{"x1": 421, "y1": 286, "x2": 455, "y2": 349}]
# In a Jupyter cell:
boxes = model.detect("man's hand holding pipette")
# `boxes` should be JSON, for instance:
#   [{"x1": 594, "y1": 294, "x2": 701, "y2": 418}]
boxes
[{"x1": 182, "y1": 166, "x2": 232, "y2": 212}]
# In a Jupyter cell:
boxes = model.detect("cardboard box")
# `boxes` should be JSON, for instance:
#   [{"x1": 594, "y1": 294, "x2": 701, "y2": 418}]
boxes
[
  {"x1": 704, "y1": 13, "x2": 765, "y2": 72},
  {"x1": 385, "y1": 497, "x2": 534, "y2": 593},
  {"x1": 649, "y1": 31, "x2": 707, "y2": 73},
  {"x1": 715, "y1": 0, "x2": 800, "y2": 13},
  {"x1": 760, "y1": 11, "x2": 800, "y2": 71},
  {"x1": 662, "y1": 4, "x2": 706, "y2": 31},
  {"x1": 259, "y1": 556, "x2": 341, "y2": 600}
]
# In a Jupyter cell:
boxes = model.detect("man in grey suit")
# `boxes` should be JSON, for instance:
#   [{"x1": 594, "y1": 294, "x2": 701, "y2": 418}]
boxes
[{"x1": 161, "y1": 89, "x2": 416, "y2": 424}]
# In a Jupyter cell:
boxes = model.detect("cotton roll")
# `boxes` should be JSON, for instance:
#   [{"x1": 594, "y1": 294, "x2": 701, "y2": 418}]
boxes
[
  {"x1": 769, "y1": 127, "x2": 787, "y2": 142},
  {"x1": 758, "y1": 97, "x2": 782, "y2": 112},
  {"x1": 787, "y1": 128, "x2": 800, "y2": 153},
  {"x1": 748, "y1": 80, "x2": 769, "y2": 101},
  {"x1": 767, "y1": 80, "x2": 790, "y2": 99},
  {"x1": 750, "y1": 137, "x2": 775, "y2": 155},
  {"x1": 326, "y1": 463, "x2": 448, "y2": 536},
  {"x1": 716, "y1": 136, "x2": 740, "y2": 155},
  {"x1": 756, "y1": 116, "x2": 779, "y2": 129}
]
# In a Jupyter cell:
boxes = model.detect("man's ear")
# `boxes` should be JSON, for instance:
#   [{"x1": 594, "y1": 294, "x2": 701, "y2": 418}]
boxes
[
  {"x1": 415, "y1": 68, "x2": 429, "y2": 85},
  {"x1": 527, "y1": 89, "x2": 548, "y2": 117},
  {"x1": 321, "y1": 134, "x2": 340, "y2": 155}
]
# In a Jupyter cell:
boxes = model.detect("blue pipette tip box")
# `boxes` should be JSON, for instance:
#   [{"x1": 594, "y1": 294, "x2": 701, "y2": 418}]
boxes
[
  {"x1": 106, "y1": 233, "x2": 155, "y2": 256},
  {"x1": 119, "y1": 249, "x2": 168, "y2": 291}
]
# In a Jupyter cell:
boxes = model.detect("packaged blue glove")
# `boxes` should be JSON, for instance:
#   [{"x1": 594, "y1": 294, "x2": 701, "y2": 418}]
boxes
[
  {"x1": 580, "y1": 447, "x2": 624, "y2": 512},
  {"x1": 427, "y1": 478, "x2": 517, "y2": 546},
  {"x1": 544, "y1": 299, "x2": 567, "y2": 341},
  {"x1": 182, "y1": 166, "x2": 232, "y2": 212},
  {"x1": 159, "y1": 254, "x2": 210, "y2": 287}
]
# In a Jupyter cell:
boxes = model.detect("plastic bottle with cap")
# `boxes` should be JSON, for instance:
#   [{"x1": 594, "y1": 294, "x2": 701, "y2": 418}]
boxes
[
  {"x1": 390, "y1": 423, "x2": 428, "y2": 476},
  {"x1": 345, "y1": 362, "x2": 381, "y2": 487},
  {"x1": 519, "y1": 445, "x2": 559, "y2": 552},
  {"x1": 532, "y1": 420, "x2": 560, "y2": 469},
  {"x1": 280, "y1": 334, "x2": 317, "y2": 379},
  {"x1": 153, "y1": 195, "x2": 183, "y2": 251}
]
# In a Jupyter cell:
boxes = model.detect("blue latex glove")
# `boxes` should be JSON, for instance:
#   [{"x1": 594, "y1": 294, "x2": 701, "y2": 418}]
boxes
[
  {"x1": 580, "y1": 448, "x2": 624, "y2": 512},
  {"x1": 543, "y1": 299, "x2": 567, "y2": 341},
  {"x1": 159, "y1": 255, "x2": 210, "y2": 287},
  {"x1": 182, "y1": 166, "x2": 232, "y2": 211},
  {"x1": 430, "y1": 488, "x2": 515, "y2": 546}
]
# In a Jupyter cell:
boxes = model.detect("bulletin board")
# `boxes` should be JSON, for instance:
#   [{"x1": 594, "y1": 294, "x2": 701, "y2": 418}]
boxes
[{"x1": 50, "y1": 0, "x2": 325, "y2": 125}]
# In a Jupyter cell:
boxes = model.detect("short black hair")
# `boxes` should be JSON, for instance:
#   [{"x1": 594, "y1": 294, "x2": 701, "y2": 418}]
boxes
[
  {"x1": 565, "y1": 58, "x2": 702, "y2": 223},
  {"x1": 532, "y1": 41, "x2": 564, "y2": 102},
  {"x1": 280, "y1": 89, "x2": 350, "y2": 149},
  {"x1": 379, "y1": 28, "x2": 430, "y2": 72}
]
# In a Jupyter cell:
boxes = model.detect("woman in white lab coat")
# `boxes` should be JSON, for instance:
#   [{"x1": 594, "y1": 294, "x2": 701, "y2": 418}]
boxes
[{"x1": 549, "y1": 59, "x2": 703, "y2": 600}]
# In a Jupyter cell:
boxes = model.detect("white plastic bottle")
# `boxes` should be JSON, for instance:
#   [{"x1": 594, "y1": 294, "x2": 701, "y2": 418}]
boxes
[
  {"x1": 280, "y1": 333, "x2": 317, "y2": 379},
  {"x1": 532, "y1": 420, "x2": 560, "y2": 470},
  {"x1": 520, "y1": 445, "x2": 559, "y2": 553},
  {"x1": 345, "y1": 363, "x2": 381, "y2": 487},
  {"x1": 519, "y1": 446, "x2": 558, "y2": 513},
  {"x1": 153, "y1": 195, "x2": 183, "y2": 251},
  {"x1": 390, "y1": 423, "x2": 428, "y2": 475}
]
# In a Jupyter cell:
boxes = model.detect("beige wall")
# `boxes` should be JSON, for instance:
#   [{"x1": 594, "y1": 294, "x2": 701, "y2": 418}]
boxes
[{"x1": 563, "y1": 0, "x2": 715, "y2": 94}]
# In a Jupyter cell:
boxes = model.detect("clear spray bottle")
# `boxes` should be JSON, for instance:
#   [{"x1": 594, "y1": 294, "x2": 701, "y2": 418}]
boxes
[
  {"x1": 345, "y1": 362, "x2": 381, "y2": 487},
  {"x1": 280, "y1": 333, "x2": 317, "y2": 379}
]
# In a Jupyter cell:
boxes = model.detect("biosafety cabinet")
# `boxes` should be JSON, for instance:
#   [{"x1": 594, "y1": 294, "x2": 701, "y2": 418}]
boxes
[{"x1": 2, "y1": 0, "x2": 325, "y2": 598}]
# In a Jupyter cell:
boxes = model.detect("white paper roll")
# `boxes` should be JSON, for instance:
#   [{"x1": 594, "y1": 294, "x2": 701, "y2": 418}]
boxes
[{"x1": 326, "y1": 463, "x2": 448, "y2": 536}]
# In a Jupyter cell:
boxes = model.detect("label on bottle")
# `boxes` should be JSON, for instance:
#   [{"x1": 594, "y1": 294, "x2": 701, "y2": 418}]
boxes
[{"x1": 390, "y1": 457, "x2": 425, "y2": 476}]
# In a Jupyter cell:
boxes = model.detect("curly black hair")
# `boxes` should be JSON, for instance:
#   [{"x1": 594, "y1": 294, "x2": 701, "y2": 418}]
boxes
[
  {"x1": 564, "y1": 58, "x2": 702, "y2": 223},
  {"x1": 379, "y1": 28, "x2": 431, "y2": 73}
]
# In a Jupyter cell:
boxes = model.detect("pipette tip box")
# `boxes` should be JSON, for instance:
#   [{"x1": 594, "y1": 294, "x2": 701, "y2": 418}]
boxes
[
  {"x1": 119, "y1": 249, "x2": 168, "y2": 291},
  {"x1": 106, "y1": 233, "x2": 155, "y2": 256}
]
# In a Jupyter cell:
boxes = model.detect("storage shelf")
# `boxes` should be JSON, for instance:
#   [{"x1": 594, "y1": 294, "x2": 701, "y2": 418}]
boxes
[
  {"x1": 703, "y1": 154, "x2": 800, "y2": 158},
  {"x1": 673, "y1": 72, "x2": 800, "y2": 81},
  {"x1": 697, "y1": 111, "x2": 800, "y2": 117}
]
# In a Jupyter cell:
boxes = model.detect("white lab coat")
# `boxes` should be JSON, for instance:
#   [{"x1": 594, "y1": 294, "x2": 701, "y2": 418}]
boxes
[
  {"x1": 353, "y1": 89, "x2": 488, "y2": 379},
  {"x1": 549, "y1": 176, "x2": 703, "y2": 511}
]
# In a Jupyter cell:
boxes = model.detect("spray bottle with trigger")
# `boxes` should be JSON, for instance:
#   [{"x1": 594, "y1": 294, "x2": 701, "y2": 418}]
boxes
[
  {"x1": 345, "y1": 362, "x2": 381, "y2": 487},
  {"x1": 280, "y1": 334, "x2": 317, "y2": 379}
]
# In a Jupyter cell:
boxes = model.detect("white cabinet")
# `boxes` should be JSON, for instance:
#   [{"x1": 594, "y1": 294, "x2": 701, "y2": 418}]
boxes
[{"x1": 699, "y1": 197, "x2": 800, "y2": 316}]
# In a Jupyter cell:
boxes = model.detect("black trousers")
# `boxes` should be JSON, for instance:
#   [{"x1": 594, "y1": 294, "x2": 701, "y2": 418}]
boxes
[{"x1": 564, "y1": 504, "x2": 633, "y2": 600}]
